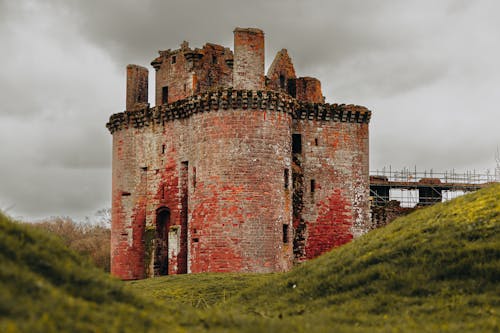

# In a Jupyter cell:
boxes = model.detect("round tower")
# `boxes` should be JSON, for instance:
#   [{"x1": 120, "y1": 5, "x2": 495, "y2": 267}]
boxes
[
  {"x1": 110, "y1": 64, "x2": 149, "y2": 280},
  {"x1": 187, "y1": 91, "x2": 294, "y2": 273}
]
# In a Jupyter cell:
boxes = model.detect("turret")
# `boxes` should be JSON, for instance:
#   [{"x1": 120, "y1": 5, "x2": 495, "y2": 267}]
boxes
[
  {"x1": 233, "y1": 28, "x2": 265, "y2": 90},
  {"x1": 126, "y1": 64, "x2": 149, "y2": 111},
  {"x1": 296, "y1": 77, "x2": 324, "y2": 103}
]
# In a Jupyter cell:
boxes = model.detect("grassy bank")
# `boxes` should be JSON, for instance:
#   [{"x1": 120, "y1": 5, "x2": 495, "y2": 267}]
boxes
[
  {"x1": 131, "y1": 183, "x2": 500, "y2": 332},
  {"x1": 1, "y1": 183, "x2": 498, "y2": 332}
]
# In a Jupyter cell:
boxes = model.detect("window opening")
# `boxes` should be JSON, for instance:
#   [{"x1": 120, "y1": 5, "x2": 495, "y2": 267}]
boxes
[
  {"x1": 283, "y1": 224, "x2": 289, "y2": 243},
  {"x1": 279, "y1": 74, "x2": 285, "y2": 89},
  {"x1": 284, "y1": 169, "x2": 289, "y2": 189},
  {"x1": 292, "y1": 134, "x2": 302, "y2": 154},
  {"x1": 162, "y1": 86, "x2": 168, "y2": 104}
]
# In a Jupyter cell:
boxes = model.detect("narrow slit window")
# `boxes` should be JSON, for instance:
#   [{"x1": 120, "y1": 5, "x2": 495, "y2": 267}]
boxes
[
  {"x1": 162, "y1": 86, "x2": 168, "y2": 104},
  {"x1": 314, "y1": 138, "x2": 319, "y2": 146},
  {"x1": 162, "y1": 144, "x2": 166, "y2": 154},
  {"x1": 193, "y1": 167, "x2": 197, "y2": 189},
  {"x1": 212, "y1": 55, "x2": 217, "y2": 64},
  {"x1": 283, "y1": 224, "x2": 289, "y2": 243},
  {"x1": 311, "y1": 179, "x2": 316, "y2": 193},
  {"x1": 171, "y1": 55, "x2": 176, "y2": 64},
  {"x1": 284, "y1": 169, "x2": 289, "y2": 189}
]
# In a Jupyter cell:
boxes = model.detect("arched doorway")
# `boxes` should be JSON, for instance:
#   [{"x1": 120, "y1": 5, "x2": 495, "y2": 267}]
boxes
[{"x1": 154, "y1": 207, "x2": 170, "y2": 276}]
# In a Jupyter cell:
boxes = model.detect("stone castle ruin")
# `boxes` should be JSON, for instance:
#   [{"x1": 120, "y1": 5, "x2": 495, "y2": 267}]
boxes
[{"x1": 107, "y1": 28, "x2": 371, "y2": 280}]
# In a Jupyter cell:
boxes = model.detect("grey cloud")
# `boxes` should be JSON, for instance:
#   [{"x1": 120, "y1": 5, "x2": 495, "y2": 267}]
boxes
[{"x1": 1, "y1": 0, "x2": 499, "y2": 221}]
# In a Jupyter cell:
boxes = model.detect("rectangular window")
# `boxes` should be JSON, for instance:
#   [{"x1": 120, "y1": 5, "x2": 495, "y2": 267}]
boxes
[
  {"x1": 171, "y1": 55, "x2": 176, "y2": 64},
  {"x1": 283, "y1": 224, "x2": 289, "y2": 243},
  {"x1": 314, "y1": 138, "x2": 319, "y2": 146},
  {"x1": 162, "y1": 86, "x2": 168, "y2": 104},
  {"x1": 311, "y1": 179, "x2": 316, "y2": 193},
  {"x1": 287, "y1": 78, "x2": 296, "y2": 97},
  {"x1": 284, "y1": 169, "x2": 289, "y2": 189},
  {"x1": 279, "y1": 74, "x2": 285, "y2": 89},
  {"x1": 212, "y1": 55, "x2": 217, "y2": 64},
  {"x1": 292, "y1": 134, "x2": 302, "y2": 154}
]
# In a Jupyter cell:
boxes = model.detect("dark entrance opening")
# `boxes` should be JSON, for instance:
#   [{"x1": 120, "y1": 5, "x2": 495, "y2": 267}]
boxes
[{"x1": 155, "y1": 207, "x2": 170, "y2": 276}]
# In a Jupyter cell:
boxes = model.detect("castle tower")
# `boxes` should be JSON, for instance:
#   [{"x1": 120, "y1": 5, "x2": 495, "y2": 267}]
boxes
[
  {"x1": 126, "y1": 65, "x2": 148, "y2": 110},
  {"x1": 107, "y1": 28, "x2": 371, "y2": 280},
  {"x1": 233, "y1": 28, "x2": 265, "y2": 90}
]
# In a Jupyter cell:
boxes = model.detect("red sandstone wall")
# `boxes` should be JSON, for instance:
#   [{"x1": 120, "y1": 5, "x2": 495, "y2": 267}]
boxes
[
  {"x1": 110, "y1": 127, "x2": 148, "y2": 280},
  {"x1": 188, "y1": 109, "x2": 293, "y2": 273},
  {"x1": 111, "y1": 104, "x2": 295, "y2": 278},
  {"x1": 293, "y1": 118, "x2": 369, "y2": 260}
]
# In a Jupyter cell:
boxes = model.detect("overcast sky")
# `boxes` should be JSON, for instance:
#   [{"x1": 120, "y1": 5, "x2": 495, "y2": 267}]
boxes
[{"x1": 1, "y1": 0, "x2": 499, "y2": 221}]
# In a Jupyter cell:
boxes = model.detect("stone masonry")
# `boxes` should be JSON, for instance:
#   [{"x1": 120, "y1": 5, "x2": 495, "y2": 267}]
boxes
[{"x1": 107, "y1": 28, "x2": 372, "y2": 280}]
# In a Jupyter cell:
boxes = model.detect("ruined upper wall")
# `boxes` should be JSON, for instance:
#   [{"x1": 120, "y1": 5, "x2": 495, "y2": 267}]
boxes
[
  {"x1": 151, "y1": 41, "x2": 233, "y2": 105},
  {"x1": 267, "y1": 49, "x2": 296, "y2": 93},
  {"x1": 134, "y1": 28, "x2": 329, "y2": 109}
]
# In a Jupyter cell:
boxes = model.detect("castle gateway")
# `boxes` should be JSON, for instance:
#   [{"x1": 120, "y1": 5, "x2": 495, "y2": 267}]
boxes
[{"x1": 107, "y1": 28, "x2": 371, "y2": 280}]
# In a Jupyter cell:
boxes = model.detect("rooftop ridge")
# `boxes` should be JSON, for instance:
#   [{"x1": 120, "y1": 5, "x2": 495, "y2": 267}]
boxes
[{"x1": 106, "y1": 88, "x2": 371, "y2": 134}]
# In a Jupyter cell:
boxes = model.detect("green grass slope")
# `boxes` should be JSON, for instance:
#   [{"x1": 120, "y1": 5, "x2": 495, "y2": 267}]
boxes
[
  {"x1": 1, "y1": 183, "x2": 498, "y2": 332},
  {"x1": 131, "y1": 183, "x2": 500, "y2": 332},
  {"x1": 0, "y1": 212, "x2": 190, "y2": 333}
]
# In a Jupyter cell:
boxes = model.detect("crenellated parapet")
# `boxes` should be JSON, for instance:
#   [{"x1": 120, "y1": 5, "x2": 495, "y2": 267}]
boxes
[{"x1": 107, "y1": 88, "x2": 371, "y2": 134}]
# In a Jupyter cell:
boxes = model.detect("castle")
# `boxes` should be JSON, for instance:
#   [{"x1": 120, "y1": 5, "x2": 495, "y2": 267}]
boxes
[{"x1": 107, "y1": 28, "x2": 371, "y2": 280}]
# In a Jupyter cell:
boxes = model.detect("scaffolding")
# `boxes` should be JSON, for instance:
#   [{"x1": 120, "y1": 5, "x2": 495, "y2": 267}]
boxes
[{"x1": 370, "y1": 167, "x2": 498, "y2": 208}]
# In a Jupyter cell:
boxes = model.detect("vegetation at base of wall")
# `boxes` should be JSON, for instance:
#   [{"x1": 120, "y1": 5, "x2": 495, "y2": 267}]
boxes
[
  {"x1": 130, "y1": 183, "x2": 500, "y2": 332},
  {"x1": 144, "y1": 226, "x2": 156, "y2": 276},
  {"x1": 0, "y1": 212, "x2": 188, "y2": 333},
  {"x1": 1, "y1": 183, "x2": 499, "y2": 332},
  {"x1": 29, "y1": 216, "x2": 111, "y2": 272}
]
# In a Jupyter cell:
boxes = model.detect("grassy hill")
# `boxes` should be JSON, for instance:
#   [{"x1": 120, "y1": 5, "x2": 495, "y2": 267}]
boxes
[
  {"x1": 130, "y1": 183, "x2": 500, "y2": 332},
  {"x1": 0, "y1": 212, "x2": 189, "y2": 332},
  {"x1": 1, "y1": 183, "x2": 499, "y2": 332}
]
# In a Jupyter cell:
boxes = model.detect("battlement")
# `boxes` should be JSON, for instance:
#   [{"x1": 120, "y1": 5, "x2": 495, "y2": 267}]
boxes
[{"x1": 107, "y1": 88, "x2": 371, "y2": 134}]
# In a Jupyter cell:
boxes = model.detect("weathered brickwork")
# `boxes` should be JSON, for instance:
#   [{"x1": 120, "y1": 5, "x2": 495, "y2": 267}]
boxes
[{"x1": 108, "y1": 28, "x2": 372, "y2": 280}]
